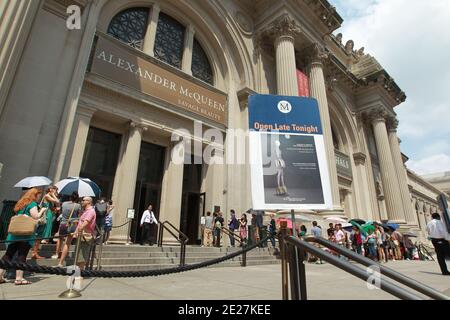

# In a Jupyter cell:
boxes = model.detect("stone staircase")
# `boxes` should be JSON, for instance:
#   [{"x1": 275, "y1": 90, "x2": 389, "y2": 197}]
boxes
[{"x1": 0, "y1": 243, "x2": 280, "y2": 271}]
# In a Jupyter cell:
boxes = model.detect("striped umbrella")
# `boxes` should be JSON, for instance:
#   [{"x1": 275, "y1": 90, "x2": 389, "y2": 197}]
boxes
[{"x1": 55, "y1": 177, "x2": 101, "y2": 197}]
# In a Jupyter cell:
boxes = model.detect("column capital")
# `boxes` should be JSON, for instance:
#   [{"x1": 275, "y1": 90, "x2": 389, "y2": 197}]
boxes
[
  {"x1": 353, "y1": 152, "x2": 367, "y2": 165},
  {"x1": 365, "y1": 107, "x2": 389, "y2": 124},
  {"x1": 386, "y1": 117, "x2": 399, "y2": 132},
  {"x1": 130, "y1": 121, "x2": 148, "y2": 133},
  {"x1": 304, "y1": 43, "x2": 329, "y2": 66},
  {"x1": 262, "y1": 14, "x2": 301, "y2": 42}
]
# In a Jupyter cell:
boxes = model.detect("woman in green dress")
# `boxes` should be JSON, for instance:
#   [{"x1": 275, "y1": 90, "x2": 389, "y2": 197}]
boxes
[
  {"x1": 0, "y1": 188, "x2": 46, "y2": 285},
  {"x1": 32, "y1": 186, "x2": 59, "y2": 259}
]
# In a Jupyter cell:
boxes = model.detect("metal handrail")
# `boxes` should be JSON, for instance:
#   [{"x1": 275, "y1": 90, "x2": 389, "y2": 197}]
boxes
[
  {"x1": 221, "y1": 227, "x2": 247, "y2": 267},
  {"x1": 157, "y1": 220, "x2": 189, "y2": 266},
  {"x1": 285, "y1": 237, "x2": 423, "y2": 300},
  {"x1": 277, "y1": 221, "x2": 449, "y2": 300},
  {"x1": 305, "y1": 236, "x2": 447, "y2": 300}
]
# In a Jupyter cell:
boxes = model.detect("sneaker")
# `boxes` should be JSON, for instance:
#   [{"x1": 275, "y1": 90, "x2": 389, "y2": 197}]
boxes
[{"x1": 51, "y1": 254, "x2": 59, "y2": 259}]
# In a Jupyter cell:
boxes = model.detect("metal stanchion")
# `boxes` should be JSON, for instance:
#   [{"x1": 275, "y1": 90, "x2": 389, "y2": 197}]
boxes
[
  {"x1": 279, "y1": 221, "x2": 289, "y2": 300},
  {"x1": 58, "y1": 235, "x2": 82, "y2": 299},
  {"x1": 298, "y1": 246, "x2": 307, "y2": 300}
]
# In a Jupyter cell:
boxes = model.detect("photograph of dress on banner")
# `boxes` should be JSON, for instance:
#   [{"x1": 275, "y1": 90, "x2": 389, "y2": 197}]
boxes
[
  {"x1": 248, "y1": 94, "x2": 333, "y2": 210},
  {"x1": 262, "y1": 133, "x2": 324, "y2": 204}
]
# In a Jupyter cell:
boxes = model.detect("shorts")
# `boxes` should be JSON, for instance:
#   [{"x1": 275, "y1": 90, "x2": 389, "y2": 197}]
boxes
[{"x1": 78, "y1": 239, "x2": 93, "y2": 263}]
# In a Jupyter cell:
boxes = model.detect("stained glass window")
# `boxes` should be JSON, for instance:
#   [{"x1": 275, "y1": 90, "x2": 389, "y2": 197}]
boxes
[
  {"x1": 154, "y1": 13, "x2": 185, "y2": 69},
  {"x1": 192, "y1": 38, "x2": 213, "y2": 85},
  {"x1": 107, "y1": 8, "x2": 149, "y2": 50}
]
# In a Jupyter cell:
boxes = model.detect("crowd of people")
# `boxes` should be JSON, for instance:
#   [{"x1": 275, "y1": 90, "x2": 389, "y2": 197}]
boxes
[{"x1": 0, "y1": 186, "x2": 115, "y2": 285}]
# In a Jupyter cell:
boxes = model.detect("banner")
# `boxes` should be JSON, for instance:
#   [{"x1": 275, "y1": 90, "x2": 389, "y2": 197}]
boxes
[
  {"x1": 248, "y1": 95, "x2": 332, "y2": 210},
  {"x1": 296, "y1": 69, "x2": 310, "y2": 97}
]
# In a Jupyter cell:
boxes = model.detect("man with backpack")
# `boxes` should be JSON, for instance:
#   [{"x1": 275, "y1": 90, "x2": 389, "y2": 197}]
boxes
[
  {"x1": 228, "y1": 210, "x2": 238, "y2": 247},
  {"x1": 94, "y1": 197, "x2": 108, "y2": 241}
]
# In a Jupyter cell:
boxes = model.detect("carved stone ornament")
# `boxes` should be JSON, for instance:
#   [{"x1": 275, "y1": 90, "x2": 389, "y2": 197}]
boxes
[
  {"x1": 335, "y1": 33, "x2": 343, "y2": 44},
  {"x1": 305, "y1": 43, "x2": 329, "y2": 65},
  {"x1": 130, "y1": 121, "x2": 148, "y2": 133},
  {"x1": 235, "y1": 11, "x2": 254, "y2": 34},
  {"x1": 353, "y1": 152, "x2": 366, "y2": 165},
  {"x1": 345, "y1": 40, "x2": 354, "y2": 54},
  {"x1": 366, "y1": 107, "x2": 389, "y2": 123},
  {"x1": 265, "y1": 14, "x2": 301, "y2": 40},
  {"x1": 386, "y1": 117, "x2": 399, "y2": 131}
]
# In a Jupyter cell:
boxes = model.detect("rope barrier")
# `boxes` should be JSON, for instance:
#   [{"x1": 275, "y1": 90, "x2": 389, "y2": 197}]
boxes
[
  {"x1": 111, "y1": 220, "x2": 132, "y2": 229},
  {"x1": 0, "y1": 236, "x2": 273, "y2": 278}
]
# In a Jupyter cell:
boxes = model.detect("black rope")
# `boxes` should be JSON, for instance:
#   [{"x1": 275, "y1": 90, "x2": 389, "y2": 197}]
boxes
[
  {"x1": 0, "y1": 236, "x2": 272, "y2": 278},
  {"x1": 0, "y1": 235, "x2": 63, "y2": 244},
  {"x1": 111, "y1": 220, "x2": 132, "y2": 229}
]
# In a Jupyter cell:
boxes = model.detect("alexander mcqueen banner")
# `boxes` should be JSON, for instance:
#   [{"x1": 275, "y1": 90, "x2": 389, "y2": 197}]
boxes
[
  {"x1": 90, "y1": 33, "x2": 227, "y2": 126},
  {"x1": 296, "y1": 69, "x2": 310, "y2": 97},
  {"x1": 248, "y1": 95, "x2": 332, "y2": 210}
]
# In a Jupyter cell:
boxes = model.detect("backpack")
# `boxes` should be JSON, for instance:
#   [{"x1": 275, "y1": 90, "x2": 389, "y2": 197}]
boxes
[{"x1": 95, "y1": 202, "x2": 108, "y2": 218}]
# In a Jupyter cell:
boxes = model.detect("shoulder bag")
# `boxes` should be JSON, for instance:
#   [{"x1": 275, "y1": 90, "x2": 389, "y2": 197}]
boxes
[{"x1": 8, "y1": 205, "x2": 38, "y2": 236}]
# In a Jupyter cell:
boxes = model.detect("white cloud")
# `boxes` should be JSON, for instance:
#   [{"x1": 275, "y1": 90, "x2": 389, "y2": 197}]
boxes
[
  {"x1": 331, "y1": 0, "x2": 450, "y2": 167},
  {"x1": 406, "y1": 154, "x2": 450, "y2": 175}
]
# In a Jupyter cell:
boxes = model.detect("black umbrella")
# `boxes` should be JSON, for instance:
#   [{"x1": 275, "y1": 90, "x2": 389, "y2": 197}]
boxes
[{"x1": 349, "y1": 218, "x2": 366, "y2": 225}]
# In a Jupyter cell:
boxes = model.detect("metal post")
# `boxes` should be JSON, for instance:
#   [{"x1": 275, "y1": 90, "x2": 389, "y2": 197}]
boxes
[
  {"x1": 126, "y1": 218, "x2": 131, "y2": 245},
  {"x1": 287, "y1": 244, "x2": 300, "y2": 300},
  {"x1": 241, "y1": 243, "x2": 247, "y2": 267},
  {"x1": 58, "y1": 235, "x2": 82, "y2": 299},
  {"x1": 298, "y1": 246, "x2": 308, "y2": 300},
  {"x1": 279, "y1": 221, "x2": 289, "y2": 300}
]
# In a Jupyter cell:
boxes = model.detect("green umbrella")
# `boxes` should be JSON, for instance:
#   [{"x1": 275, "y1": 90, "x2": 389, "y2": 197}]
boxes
[
  {"x1": 350, "y1": 220, "x2": 367, "y2": 236},
  {"x1": 362, "y1": 223, "x2": 375, "y2": 233}
]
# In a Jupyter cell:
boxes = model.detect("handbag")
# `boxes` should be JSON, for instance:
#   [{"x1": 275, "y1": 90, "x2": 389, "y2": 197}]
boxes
[
  {"x1": 59, "y1": 204, "x2": 79, "y2": 235},
  {"x1": 81, "y1": 232, "x2": 94, "y2": 242},
  {"x1": 8, "y1": 214, "x2": 37, "y2": 236}
]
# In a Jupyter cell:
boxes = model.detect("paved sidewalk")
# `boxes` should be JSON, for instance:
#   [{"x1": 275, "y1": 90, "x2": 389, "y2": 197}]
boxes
[{"x1": 0, "y1": 260, "x2": 449, "y2": 300}]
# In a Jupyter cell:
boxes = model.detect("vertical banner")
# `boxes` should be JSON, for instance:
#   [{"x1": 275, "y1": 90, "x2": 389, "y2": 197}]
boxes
[
  {"x1": 296, "y1": 69, "x2": 310, "y2": 97},
  {"x1": 248, "y1": 94, "x2": 332, "y2": 210}
]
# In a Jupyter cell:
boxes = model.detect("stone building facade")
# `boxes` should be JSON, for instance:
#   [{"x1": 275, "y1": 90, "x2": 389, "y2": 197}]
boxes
[{"x1": 0, "y1": 0, "x2": 447, "y2": 243}]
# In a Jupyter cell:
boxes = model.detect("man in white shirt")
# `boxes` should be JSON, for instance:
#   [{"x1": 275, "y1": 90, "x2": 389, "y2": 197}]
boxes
[
  {"x1": 140, "y1": 204, "x2": 158, "y2": 246},
  {"x1": 426, "y1": 212, "x2": 450, "y2": 275}
]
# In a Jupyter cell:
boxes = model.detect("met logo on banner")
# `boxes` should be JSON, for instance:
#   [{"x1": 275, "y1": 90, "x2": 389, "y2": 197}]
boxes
[{"x1": 277, "y1": 100, "x2": 292, "y2": 113}]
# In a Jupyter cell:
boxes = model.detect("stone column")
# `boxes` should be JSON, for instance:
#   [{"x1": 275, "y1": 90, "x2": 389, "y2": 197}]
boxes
[
  {"x1": 110, "y1": 122, "x2": 145, "y2": 242},
  {"x1": 308, "y1": 44, "x2": 341, "y2": 210},
  {"x1": 272, "y1": 15, "x2": 299, "y2": 95},
  {"x1": 67, "y1": 106, "x2": 96, "y2": 177},
  {"x1": 0, "y1": 0, "x2": 42, "y2": 118},
  {"x1": 387, "y1": 118, "x2": 418, "y2": 226},
  {"x1": 369, "y1": 109, "x2": 405, "y2": 223},
  {"x1": 352, "y1": 152, "x2": 372, "y2": 221},
  {"x1": 142, "y1": 3, "x2": 160, "y2": 57},
  {"x1": 181, "y1": 25, "x2": 195, "y2": 75},
  {"x1": 159, "y1": 138, "x2": 185, "y2": 242}
]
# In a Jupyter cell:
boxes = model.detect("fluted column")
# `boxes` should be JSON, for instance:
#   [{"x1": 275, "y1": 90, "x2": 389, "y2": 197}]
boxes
[
  {"x1": 0, "y1": 0, "x2": 42, "y2": 118},
  {"x1": 369, "y1": 110, "x2": 405, "y2": 223},
  {"x1": 110, "y1": 122, "x2": 145, "y2": 242},
  {"x1": 387, "y1": 119, "x2": 418, "y2": 226},
  {"x1": 308, "y1": 44, "x2": 341, "y2": 209},
  {"x1": 272, "y1": 15, "x2": 299, "y2": 95},
  {"x1": 142, "y1": 3, "x2": 160, "y2": 57},
  {"x1": 67, "y1": 106, "x2": 96, "y2": 176},
  {"x1": 182, "y1": 25, "x2": 195, "y2": 75}
]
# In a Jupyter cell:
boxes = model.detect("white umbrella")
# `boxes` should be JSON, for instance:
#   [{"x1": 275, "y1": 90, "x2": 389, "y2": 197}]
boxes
[
  {"x1": 325, "y1": 216, "x2": 348, "y2": 224},
  {"x1": 55, "y1": 177, "x2": 101, "y2": 197},
  {"x1": 14, "y1": 176, "x2": 52, "y2": 188}
]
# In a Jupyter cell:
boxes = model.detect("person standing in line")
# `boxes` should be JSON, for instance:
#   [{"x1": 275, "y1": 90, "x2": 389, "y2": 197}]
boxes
[
  {"x1": 52, "y1": 192, "x2": 80, "y2": 259},
  {"x1": 228, "y1": 210, "x2": 238, "y2": 247},
  {"x1": 376, "y1": 225, "x2": 386, "y2": 263},
  {"x1": 268, "y1": 214, "x2": 277, "y2": 248},
  {"x1": 214, "y1": 212, "x2": 224, "y2": 247},
  {"x1": 403, "y1": 235, "x2": 415, "y2": 260},
  {"x1": 239, "y1": 213, "x2": 248, "y2": 246},
  {"x1": 140, "y1": 204, "x2": 158, "y2": 245},
  {"x1": 32, "y1": 186, "x2": 59, "y2": 259},
  {"x1": 391, "y1": 229, "x2": 403, "y2": 260},
  {"x1": 299, "y1": 225, "x2": 307, "y2": 237},
  {"x1": 0, "y1": 188, "x2": 46, "y2": 285},
  {"x1": 366, "y1": 229, "x2": 378, "y2": 261},
  {"x1": 327, "y1": 223, "x2": 335, "y2": 238},
  {"x1": 203, "y1": 211, "x2": 214, "y2": 247},
  {"x1": 311, "y1": 221, "x2": 323, "y2": 264},
  {"x1": 103, "y1": 200, "x2": 114, "y2": 244},
  {"x1": 94, "y1": 197, "x2": 108, "y2": 239},
  {"x1": 426, "y1": 213, "x2": 450, "y2": 275},
  {"x1": 73, "y1": 197, "x2": 96, "y2": 271}
]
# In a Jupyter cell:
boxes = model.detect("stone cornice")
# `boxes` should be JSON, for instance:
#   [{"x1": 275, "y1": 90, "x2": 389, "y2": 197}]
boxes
[
  {"x1": 237, "y1": 87, "x2": 257, "y2": 110},
  {"x1": 301, "y1": 0, "x2": 342, "y2": 33}
]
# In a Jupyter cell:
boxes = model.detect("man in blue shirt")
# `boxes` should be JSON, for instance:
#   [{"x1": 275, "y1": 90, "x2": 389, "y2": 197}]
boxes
[{"x1": 311, "y1": 221, "x2": 324, "y2": 264}]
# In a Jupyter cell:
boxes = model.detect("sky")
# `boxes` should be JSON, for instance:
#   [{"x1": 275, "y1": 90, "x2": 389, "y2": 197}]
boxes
[{"x1": 330, "y1": 0, "x2": 450, "y2": 175}]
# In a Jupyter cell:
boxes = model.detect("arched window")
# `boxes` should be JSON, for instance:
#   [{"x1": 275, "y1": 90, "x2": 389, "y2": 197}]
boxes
[
  {"x1": 192, "y1": 38, "x2": 213, "y2": 85},
  {"x1": 107, "y1": 7, "x2": 149, "y2": 50},
  {"x1": 154, "y1": 13, "x2": 185, "y2": 69}
]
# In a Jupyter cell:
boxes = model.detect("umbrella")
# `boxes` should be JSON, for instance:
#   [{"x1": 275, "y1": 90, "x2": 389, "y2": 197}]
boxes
[
  {"x1": 14, "y1": 176, "x2": 52, "y2": 188},
  {"x1": 349, "y1": 220, "x2": 367, "y2": 236},
  {"x1": 55, "y1": 177, "x2": 101, "y2": 197},
  {"x1": 349, "y1": 218, "x2": 366, "y2": 225},
  {"x1": 275, "y1": 218, "x2": 299, "y2": 230},
  {"x1": 342, "y1": 222, "x2": 354, "y2": 232},
  {"x1": 325, "y1": 216, "x2": 348, "y2": 224}
]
